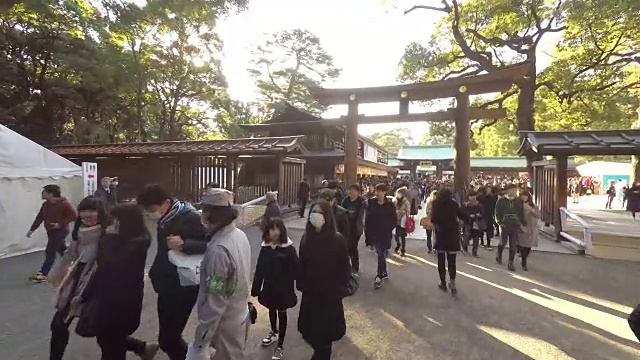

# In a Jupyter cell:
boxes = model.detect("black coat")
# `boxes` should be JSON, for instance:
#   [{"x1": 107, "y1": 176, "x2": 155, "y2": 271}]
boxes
[
  {"x1": 341, "y1": 195, "x2": 367, "y2": 238},
  {"x1": 149, "y1": 204, "x2": 207, "y2": 294},
  {"x1": 627, "y1": 186, "x2": 640, "y2": 212},
  {"x1": 83, "y1": 233, "x2": 150, "y2": 336},
  {"x1": 251, "y1": 240, "x2": 299, "y2": 310},
  {"x1": 431, "y1": 197, "x2": 469, "y2": 252},
  {"x1": 333, "y1": 204, "x2": 351, "y2": 239},
  {"x1": 364, "y1": 197, "x2": 396, "y2": 250},
  {"x1": 297, "y1": 230, "x2": 350, "y2": 345}
]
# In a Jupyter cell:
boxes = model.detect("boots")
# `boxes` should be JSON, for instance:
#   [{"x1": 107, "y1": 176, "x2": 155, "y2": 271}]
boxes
[
  {"x1": 522, "y1": 256, "x2": 528, "y2": 271},
  {"x1": 449, "y1": 280, "x2": 458, "y2": 297},
  {"x1": 495, "y1": 246, "x2": 504, "y2": 264}
]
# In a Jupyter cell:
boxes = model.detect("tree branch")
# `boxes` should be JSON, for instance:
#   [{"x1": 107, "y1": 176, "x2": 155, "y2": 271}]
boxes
[{"x1": 404, "y1": 4, "x2": 450, "y2": 15}]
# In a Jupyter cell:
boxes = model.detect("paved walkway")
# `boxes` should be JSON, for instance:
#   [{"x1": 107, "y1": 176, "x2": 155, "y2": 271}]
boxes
[
  {"x1": 566, "y1": 195, "x2": 639, "y2": 235},
  {"x1": 2, "y1": 223, "x2": 640, "y2": 359}
]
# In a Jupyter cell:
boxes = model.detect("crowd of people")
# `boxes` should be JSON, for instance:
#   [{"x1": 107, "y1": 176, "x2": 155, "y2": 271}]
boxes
[{"x1": 24, "y1": 171, "x2": 543, "y2": 360}]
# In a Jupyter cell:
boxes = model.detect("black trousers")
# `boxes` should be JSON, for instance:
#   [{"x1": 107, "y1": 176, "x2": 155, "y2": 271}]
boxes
[
  {"x1": 436, "y1": 252, "x2": 457, "y2": 284},
  {"x1": 41, "y1": 229, "x2": 68, "y2": 275},
  {"x1": 97, "y1": 334, "x2": 128, "y2": 360},
  {"x1": 299, "y1": 198, "x2": 308, "y2": 217},
  {"x1": 346, "y1": 233, "x2": 361, "y2": 272},
  {"x1": 127, "y1": 286, "x2": 199, "y2": 360},
  {"x1": 310, "y1": 342, "x2": 332, "y2": 360},
  {"x1": 50, "y1": 310, "x2": 73, "y2": 360}
]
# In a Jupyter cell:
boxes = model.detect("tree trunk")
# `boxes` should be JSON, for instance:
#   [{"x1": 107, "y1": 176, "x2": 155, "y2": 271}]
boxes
[
  {"x1": 515, "y1": 60, "x2": 537, "y2": 177},
  {"x1": 631, "y1": 100, "x2": 640, "y2": 184},
  {"x1": 285, "y1": 57, "x2": 302, "y2": 101}
]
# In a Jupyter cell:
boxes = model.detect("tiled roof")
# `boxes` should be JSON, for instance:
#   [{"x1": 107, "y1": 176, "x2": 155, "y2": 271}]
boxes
[
  {"x1": 397, "y1": 145, "x2": 454, "y2": 161},
  {"x1": 518, "y1": 130, "x2": 640, "y2": 156},
  {"x1": 49, "y1": 136, "x2": 306, "y2": 157}
]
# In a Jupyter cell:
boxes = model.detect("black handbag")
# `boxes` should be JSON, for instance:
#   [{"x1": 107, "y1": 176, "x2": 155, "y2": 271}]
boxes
[
  {"x1": 75, "y1": 298, "x2": 100, "y2": 338},
  {"x1": 248, "y1": 302, "x2": 258, "y2": 324},
  {"x1": 344, "y1": 272, "x2": 360, "y2": 297},
  {"x1": 628, "y1": 304, "x2": 640, "y2": 341}
]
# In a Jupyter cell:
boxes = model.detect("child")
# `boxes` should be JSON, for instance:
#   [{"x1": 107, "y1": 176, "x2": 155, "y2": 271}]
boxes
[
  {"x1": 463, "y1": 191, "x2": 484, "y2": 257},
  {"x1": 251, "y1": 217, "x2": 299, "y2": 360}
]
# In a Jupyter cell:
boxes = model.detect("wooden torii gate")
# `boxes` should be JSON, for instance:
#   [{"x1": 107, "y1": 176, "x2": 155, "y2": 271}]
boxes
[{"x1": 309, "y1": 65, "x2": 529, "y2": 196}]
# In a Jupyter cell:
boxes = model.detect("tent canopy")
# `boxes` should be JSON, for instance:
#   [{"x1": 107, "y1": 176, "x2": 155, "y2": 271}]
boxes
[
  {"x1": 576, "y1": 161, "x2": 631, "y2": 177},
  {"x1": 0, "y1": 125, "x2": 81, "y2": 179}
]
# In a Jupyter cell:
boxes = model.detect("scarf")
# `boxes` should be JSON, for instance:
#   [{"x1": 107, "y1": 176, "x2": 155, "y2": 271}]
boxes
[{"x1": 159, "y1": 200, "x2": 193, "y2": 228}]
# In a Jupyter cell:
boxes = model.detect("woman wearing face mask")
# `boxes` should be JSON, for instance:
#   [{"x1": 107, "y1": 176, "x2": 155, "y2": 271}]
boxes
[
  {"x1": 251, "y1": 217, "x2": 299, "y2": 360},
  {"x1": 297, "y1": 200, "x2": 351, "y2": 360},
  {"x1": 47, "y1": 196, "x2": 109, "y2": 360},
  {"x1": 79, "y1": 204, "x2": 152, "y2": 360}
]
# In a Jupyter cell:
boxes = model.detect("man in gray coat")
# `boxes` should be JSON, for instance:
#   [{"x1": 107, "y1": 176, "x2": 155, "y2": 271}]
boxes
[{"x1": 186, "y1": 188, "x2": 252, "y2": 360}]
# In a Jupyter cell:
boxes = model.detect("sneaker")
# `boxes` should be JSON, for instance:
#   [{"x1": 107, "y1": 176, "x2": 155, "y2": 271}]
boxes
[
  {"x1": 507, "y1": 262, "x2": 516, "y2": 271},
  {"x1": 486, "y1": 246, "x2": 493, "y2": 251},
  {"x1": 374, "y1": 276, "x2": 383, "y2": 289},
  {"x1": 272, "y1": 347, "x2": 284, "y2": 360},
  {"x1": 29, "y1": 272, "x2": 46, "y2": 283},
  {"x1": 472, "y1": 253, "x2": 479, "y2": 258},
  {"x1": 522, "y1": 264, "x2": 528, "y2": 271},
  {"x1": 262, "y1": 331, "x2": 278, "y2": 346},
  {"x1": 394, "y1": 244, "x2": 401, "y2": 254},
  {"x1": 495, "y1": 255, "x2": 502, "y2": 265},
  {"x1": 438, "y1": 283, "x2": 448, "y2": 292},
  {"x1": 141, "y1": 342, "x2": 159, "y2": 360},
  {"x1": 380, "y1": 272, "x2": 389, "y2": 280},
  {"x1": 400, "y1": 249, "x2": 406, "y2": 257},
  {"x1": 450, "y1": 282, "x2": 458, "y2": 297}
]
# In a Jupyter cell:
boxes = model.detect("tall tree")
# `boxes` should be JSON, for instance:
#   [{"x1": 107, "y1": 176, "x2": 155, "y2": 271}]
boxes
[
  {"x1": 367, "y1": 128, "x2": 412, "y2": 156},
  {"x1": 420, "y1": 122, "x2": 455, "y2": 145},
  {"x1": 248, "y1": 29, "x2": 341, "y2": 115},
  {"x1": 0, "y1": 0, "x2": 248, "y2": 144},
  {"x1": 398, "y1": 0, "x2": 640, "y2": 157}
]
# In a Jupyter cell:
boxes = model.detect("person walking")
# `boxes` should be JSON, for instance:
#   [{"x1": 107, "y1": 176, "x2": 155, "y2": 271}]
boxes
[
  {"x1": 252, "y1": 217, "x2": 299, "y2": 360},
  {"x1": 393, "y1": 187, "x2": 411, "y2": 256},
  {"x1": 317, "y1": 188, "x2": 350, "y2": 239},
  {"x1": 297, "y1": 200, "x2": 351, "y2": 360},
  {"x1": 478, "y1": 186, "x2": 497, "y2": 250},
  {"x1": 517, "y1": 191, "x2": 539, "y2": 271},
  {"x1": 94, "y1": 177, "x2": 118, "y2": 211},
  {"x1": 186, "y1": 188, "x2": 252, "y2": 360},
  {"x1": 341, "y1": 184, "x2": 367, "y2": 274},
  {"x1": 27, "y1": 184, "x2": 77, "y2": 283},
  {"x1": 420, "y1": 190, "x2": 437, "y2": 254},
  {"x1": 365, "y1": 184, "x2": 396, "y2": 289},
  {"x1": 46, "y1": 196, "x2": 108, "y2": 360},
  {"x1": 495, "y1": 184, "x2": 526, "y2": 271},
  {"x1": 81, "y1": 204, "x2": 154, "y2": 360},
  {"x1": 134, "y1": 185, "x2": 208, "y2": 360},
  {"x1": 431, "y1": 188, "x2": 469, "y2": 297},
  {"x1": 298, "y1": 178, "x2": 311, "y2": 218},
  {"x1": 261, "y1": 192, "x2": 282, "y2": 231},
  {"x1": 626, "y1": 181, "x2": 640, "y2": 220},
  {"x1": 462, "y1": 191, "x2": 484, "y2": 258}
]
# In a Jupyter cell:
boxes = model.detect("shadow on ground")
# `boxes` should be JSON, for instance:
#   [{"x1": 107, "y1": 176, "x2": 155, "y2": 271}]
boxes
[{"x1": 1, "y1": 225, "x2": 639, "y2": 359}]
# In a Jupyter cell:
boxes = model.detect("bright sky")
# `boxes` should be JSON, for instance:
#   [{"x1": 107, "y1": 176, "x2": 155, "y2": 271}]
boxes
[{"x1": 217, "y1": 0, "x2": 555, "y2": 143}]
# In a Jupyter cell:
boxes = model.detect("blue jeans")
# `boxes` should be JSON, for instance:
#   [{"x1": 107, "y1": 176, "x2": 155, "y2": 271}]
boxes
[
  {"x1": 40, "y1": 229, "x2": 68, "y2": 275},
  {"x1": 374, "y1": 240, "x2": 388, "y2": 277}
]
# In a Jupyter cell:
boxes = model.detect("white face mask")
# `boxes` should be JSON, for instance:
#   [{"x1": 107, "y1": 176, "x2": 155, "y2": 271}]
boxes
[{"x1": 308, "y1": 213, "x2": 325, "y2": 230}]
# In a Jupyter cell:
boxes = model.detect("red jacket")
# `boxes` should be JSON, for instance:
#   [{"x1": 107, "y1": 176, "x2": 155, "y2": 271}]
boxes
[{"x1": 30, "y1": 198, "x2": 77, "y2": 233}]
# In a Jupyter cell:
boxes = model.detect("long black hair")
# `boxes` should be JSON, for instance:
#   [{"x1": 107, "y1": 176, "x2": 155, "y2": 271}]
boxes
[
  {"x1": 110, "y1": 203, "x2": 150, "y2": 239},
  {"x1": 261, "y1": 217, "x2": 288, "y2": 244},
  {"x1": 72, "y1": 196, "x2": 109, "y2": 241},
  {"x1": 305, "y1": 199, "x2": 337, "y2": 235}
]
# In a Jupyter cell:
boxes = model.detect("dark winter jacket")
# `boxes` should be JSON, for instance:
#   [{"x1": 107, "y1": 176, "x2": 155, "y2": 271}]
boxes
[
  {"x1": 30, "y1": 197, "x2": 77, "y2": 233},
  {"x1": 364, "y1": 197, "x2": 396, "y2": 250},
  {"x1": 333, "y1": 204, "x2": 350, "y2": 239},
  {"x1": 495, "y1": 197, "x2": 526, "y2": 226},
  {"x1": 478, "y1": 194, "x2": 497, "y2": 221},
  {"x1": 251, "y1": 238, "x2": 299, "y2": 310},
  {"x1": 260, "y1": 200, "x2": 282, "y2": 230},
  {"x1": 93, "y1": 186, "x2": 118, "y2": 210},
  {"x1": 82, "y1": 233, "x2": 151, "y2": 336},
  {"x1": 431, "y1": 196, "x2": 469, "y2": 252},
  {"x1": 148, "y1": 202, "x2": 207, "y2": 294},
  {"x1": 341, "y1": 195, "x2": 367, "y2": 239},
  {"x1": 463, "y1": 202, "x2": 484, "y2": 232},
  {"x1": 626, "y1": 185, "x2": 640, "y2": 212},
  {"x1": 297, "y1": 230, "x2": 350, "y2": 344}
]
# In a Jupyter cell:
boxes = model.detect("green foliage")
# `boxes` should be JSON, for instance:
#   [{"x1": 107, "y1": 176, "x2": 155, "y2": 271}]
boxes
[
  {"x1": 0, "y1": 0, "x2": 248, "y2": 144},
  {"x1": 420, "y1": 122, "x2": 454, "y2": 145},
  {"x1": 398, "y1": 0, "x2": 640, "y2": 157},
  {"x1": 248, "y1": 29, "x2": 341, "y2": 115},
  {"x1": 367, "y1": 128, "x2": 412, "y2": 156}
]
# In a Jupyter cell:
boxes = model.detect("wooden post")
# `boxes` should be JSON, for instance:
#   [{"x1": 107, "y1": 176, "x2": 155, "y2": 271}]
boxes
[
  {"x1": 410, "y1": 161, "x2": 417, "y2": 178},
  {"x1": 554, "y1": 155, "x2": 568, "y2": 240},
  {"x1": 232, "y1": 157, "x2": 239, "y2": 194},
  {"x1": 632, "y1": 103, "x2": 640, "y2": 184},
  {"x1": 453, "y1": 90, "x2": 470, "y2": 198},
  {"x1": 276, "y1": 154, "x2": 285, "y2": 201},
  {"x1": 344, "y1": 99, "x2": 359, "y2": 187},
  {"x1": 225, "y1": 155, "x2": 236, "y2": 192}
]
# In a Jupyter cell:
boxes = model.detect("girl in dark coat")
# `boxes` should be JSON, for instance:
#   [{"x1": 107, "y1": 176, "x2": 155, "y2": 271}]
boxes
[
  {"x1": 298, "y1": 200, "x2": 351, "y2": 360},
  {"x1": 81, "y1": 204, "x2": 152, "y2": 360},
  {"x1": 251, "y1": 217, "x2": 299, "y2": 360},
  {"x1": 431, "y1": 188, "x2": 469, "y2": 297}
]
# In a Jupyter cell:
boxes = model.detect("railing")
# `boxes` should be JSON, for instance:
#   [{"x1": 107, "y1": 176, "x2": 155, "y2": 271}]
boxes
[{"x1": 559, "y1": 206, "x2": 591, "y2": 254}]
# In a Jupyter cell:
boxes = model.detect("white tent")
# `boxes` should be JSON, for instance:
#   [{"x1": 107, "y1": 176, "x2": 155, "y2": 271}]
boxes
[
  {"x1": 0, "y1": 125, "x2": 83, "y2": 258},
  {"x1": 576, "y1": 161, "x2": 630, "y2": 177}
]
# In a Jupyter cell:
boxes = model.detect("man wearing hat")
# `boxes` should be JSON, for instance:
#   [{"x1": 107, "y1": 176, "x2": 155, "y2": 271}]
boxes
[
  {"x1": 317, "y1": 188, "x2": 350, "y2": 239},
  {"x1": 187, "y1": 188, "x2": 252, "y2": 360}
]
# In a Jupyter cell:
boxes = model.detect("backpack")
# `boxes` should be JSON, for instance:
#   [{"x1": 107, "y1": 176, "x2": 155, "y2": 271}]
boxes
[{"x1": 405, "y1": 216, "x2": 416, "y2": 234}]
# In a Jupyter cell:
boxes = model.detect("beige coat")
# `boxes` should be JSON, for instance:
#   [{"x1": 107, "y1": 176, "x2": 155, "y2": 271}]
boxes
[{"x1": 518, "y1": 204, "x2": 539, "y2": 248}]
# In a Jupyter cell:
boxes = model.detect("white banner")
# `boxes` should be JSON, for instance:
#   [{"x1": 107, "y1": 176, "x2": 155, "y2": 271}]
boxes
[
  {"x1": 82, "y1": 162, "x2": 98, "y2": 197},
  {"x1": 363, "y1": 144, "x2": 378, "y2": 162}
]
